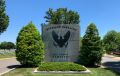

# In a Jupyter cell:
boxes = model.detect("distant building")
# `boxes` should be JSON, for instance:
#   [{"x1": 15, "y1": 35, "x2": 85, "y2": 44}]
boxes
[{"x1": 42, "y1": 24, "x2": 80, "y2": 62}]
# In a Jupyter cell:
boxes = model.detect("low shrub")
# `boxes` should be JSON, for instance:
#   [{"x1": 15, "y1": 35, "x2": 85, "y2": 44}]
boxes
[{"x1": 38, "y1": 62, "x2": 86, "y2": 71}]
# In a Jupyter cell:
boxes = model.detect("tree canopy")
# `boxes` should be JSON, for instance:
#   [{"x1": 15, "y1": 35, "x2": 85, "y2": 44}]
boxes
[
  {"x1": 0, "y1": 0, "x2": 9, "y2": 35},
  {"x1": 0, "y1": 41, "x2": 15, "y2": 50},
  {"x1": 103, "y1": 30, "x2": 120, "y2": 53},
  {"x1": 44, "y1": 8, "x2": 80, "y2": 24}
]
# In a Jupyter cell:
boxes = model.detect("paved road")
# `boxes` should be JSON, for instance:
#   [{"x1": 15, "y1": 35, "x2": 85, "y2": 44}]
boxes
[
  {"x1": 0, "y1": 58, "x2": 20, "y2": 75},
  {"x1": 102, "y1": 54, "x2": 120, "y2": 73}
]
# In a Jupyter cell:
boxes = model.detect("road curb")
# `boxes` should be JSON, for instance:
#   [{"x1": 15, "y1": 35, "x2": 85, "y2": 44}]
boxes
[
  {"x1": 0, "y1": 68, "x2": 15, "y2": 76},
  {"x1": 0, "y1": 57, "x2": 16, "y2": 61},
  {"x1": 34, "y1": 68, "x2": 91, "y2": 74}
]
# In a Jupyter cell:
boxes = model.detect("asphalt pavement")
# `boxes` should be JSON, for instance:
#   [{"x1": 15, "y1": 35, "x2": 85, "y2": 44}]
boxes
[
  {"x1": 0, "y1": 58, "x2": 20, "y2": 75},
  {"x1": 102, "y1": 54, "x2": 120, "y2": 73}
]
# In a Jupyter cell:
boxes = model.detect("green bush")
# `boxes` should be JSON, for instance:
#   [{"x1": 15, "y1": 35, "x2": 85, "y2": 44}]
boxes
[
  {"x1": 16, "y1": 22, "x2": 44, "y2": 66},
  {"x1": 38, "y1": 62, "x2": 86, "y2": 71}
]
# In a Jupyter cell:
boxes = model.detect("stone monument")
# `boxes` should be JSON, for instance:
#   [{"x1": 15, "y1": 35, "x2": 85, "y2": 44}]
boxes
[{"x1": 42, "y1": 24, "x2": 80, "y2": 62}]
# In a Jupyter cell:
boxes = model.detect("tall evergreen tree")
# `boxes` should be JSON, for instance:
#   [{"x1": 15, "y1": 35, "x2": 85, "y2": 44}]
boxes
[
  {"x1": 80, "y1": 23, "x2": 103, "y2": 66},
  {"x1": 44, "y1": 8, "x2": 80, "y2": 24},
  {"x1": 16, "y1": 22, "x2": 44, "y2": 66},
  {"x1": 0, "y1": 0, "x2": 9, "y2": 34}
]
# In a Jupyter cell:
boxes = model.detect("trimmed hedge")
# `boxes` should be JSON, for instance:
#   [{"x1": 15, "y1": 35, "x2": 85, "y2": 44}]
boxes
[{"x1": 38, "y1": 62, "x2": 86, "y2": 71}]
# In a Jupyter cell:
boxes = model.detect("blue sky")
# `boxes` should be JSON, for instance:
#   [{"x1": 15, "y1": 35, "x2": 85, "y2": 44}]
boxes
[{"x1": 0, "y1": 0, "x2": 120, "y2": 43}]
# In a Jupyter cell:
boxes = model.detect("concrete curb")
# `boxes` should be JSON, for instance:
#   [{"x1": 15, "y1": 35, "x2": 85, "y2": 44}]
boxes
[
  {"x1": 34, "y1": 68, "x2": 91, "y2": 74},
  {"x1": 0, "y1": 57, "x2": 16, "y2": 61},
  {"x1": 0, "y1": 68, "x2": 15, "y2": 76}
]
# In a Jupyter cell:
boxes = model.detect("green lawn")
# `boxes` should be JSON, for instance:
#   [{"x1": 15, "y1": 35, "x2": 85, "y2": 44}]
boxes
[
  {"x1": 2, "y1": 67, "x2": 120, "y2": 76},
  {"x1": 0, "y1": 50, "x2": 15, "y2": 59}
]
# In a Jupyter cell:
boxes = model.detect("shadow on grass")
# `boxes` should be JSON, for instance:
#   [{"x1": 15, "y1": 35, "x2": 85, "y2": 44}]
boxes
[
  {"x1": 104, "y1": 68, "x2": 120, "y2": 76},
  {"x1": 7, "y1": 64, "x2": 36, "y2": 69}
]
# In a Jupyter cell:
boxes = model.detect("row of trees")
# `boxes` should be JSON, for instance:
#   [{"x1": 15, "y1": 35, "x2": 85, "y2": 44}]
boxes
[{"x1": 0, "y1": 41, "x2": 15, "y2": 50}]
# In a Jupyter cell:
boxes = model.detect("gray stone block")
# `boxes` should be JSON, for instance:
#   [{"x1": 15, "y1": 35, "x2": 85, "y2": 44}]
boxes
[{"x1": 42, "y1": 24, "x2": 80, "y2": 62}]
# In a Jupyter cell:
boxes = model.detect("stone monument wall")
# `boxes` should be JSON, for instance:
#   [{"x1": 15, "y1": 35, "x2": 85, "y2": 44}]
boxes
[{"x1": 42, "y1": 24, "x2": 80, "y2": 62}]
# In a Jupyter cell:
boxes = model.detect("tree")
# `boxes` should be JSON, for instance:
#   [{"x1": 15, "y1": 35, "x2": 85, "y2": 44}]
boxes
[
  {"x1": 79, "y1": 23, "x2": 103, "y2": 66},
  {"x1": 7, "y1": 42, "x2": 15, "y2": 50},
  {"x1": 116, "y1": 32, "x2": 120, "y2": 52},
  {"x1": 0, "y1": 41, "x2": 7, "y2": 50},
  {"x1": 16, "y1": 22, "x2": 44, "y2": 66},
  {"x1": 0, "y1": 41, "x2": 15, "y2": 50},
  {"x1": 44, "y1": 8, "x2": 80, "y2": 24},
  {"x1": 103, "y1": 30, "x2": 120, "y2": 53},
  {"x1": 0, "y1": 0, "x2": 9, "y2": 35}
]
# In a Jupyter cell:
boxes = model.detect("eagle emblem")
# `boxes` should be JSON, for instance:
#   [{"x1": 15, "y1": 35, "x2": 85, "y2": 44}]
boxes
[{"x1": 52, "y1": 30, "x2": 70, "y2": 48}]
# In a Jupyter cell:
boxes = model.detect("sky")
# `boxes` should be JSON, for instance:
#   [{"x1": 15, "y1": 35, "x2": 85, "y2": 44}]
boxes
[{"x1": 0, "y1": 0, "x2": 120, "y2": 43}]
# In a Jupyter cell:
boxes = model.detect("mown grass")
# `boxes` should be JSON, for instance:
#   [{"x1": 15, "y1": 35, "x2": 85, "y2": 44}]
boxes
[{"x1": 2, "y1": 67, "x2": 120, "y2": 76}]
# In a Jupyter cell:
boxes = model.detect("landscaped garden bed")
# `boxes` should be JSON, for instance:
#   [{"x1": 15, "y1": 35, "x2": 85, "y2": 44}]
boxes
[{"x1": 34, "y1": 62, "x2": 90, "y2": 74}]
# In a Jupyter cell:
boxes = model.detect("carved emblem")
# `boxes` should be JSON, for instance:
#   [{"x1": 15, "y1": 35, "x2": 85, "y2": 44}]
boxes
[{"x1": 52, "y1": 30, "x2": 70, "y2": 48}]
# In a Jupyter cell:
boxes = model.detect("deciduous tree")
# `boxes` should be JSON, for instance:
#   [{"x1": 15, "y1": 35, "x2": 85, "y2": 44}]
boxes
[
  {"x1": 103, "y1": 30, "x2": 120, "y2": 53},
  {"x1": 44, "y1": 8, "x2": 79, "y2": 24}
]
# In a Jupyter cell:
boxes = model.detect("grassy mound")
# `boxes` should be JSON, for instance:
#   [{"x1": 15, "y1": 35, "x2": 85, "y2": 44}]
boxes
[{"x1": 38, "y1": 62, "x2": 86, "y2": 71}]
